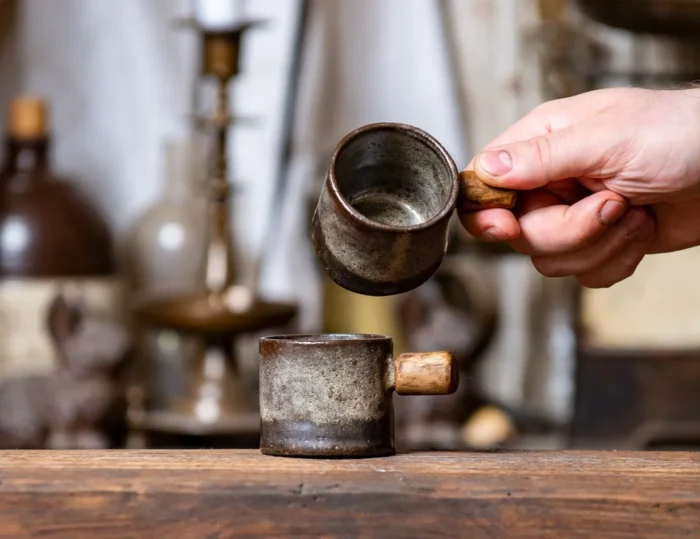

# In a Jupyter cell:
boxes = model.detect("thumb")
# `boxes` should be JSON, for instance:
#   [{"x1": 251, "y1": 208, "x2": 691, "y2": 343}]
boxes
[{"x1": 474, "y1": 125, "x2": 613, "y2": 190}]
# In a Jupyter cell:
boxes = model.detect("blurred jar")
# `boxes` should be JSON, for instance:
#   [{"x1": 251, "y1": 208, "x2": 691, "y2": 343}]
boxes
[
  {"x1": 0, "y1": 96, "x2": 122, "y2": 381},
  {"x1": 124, "y1": 136, "x2": 208, "y2": 411}
]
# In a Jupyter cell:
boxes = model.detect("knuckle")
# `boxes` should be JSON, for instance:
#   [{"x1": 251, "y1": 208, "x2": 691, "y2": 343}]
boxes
[
  {"x1": 577, "y1": 275, "x2": 614, "y2": 289},
  {"x1": 561, "y1": 207, "x2": 595, "y2": 246},
  {"x1": 570, "y1": 225, "x2": 592, "y2": 249},
  {"x1": 618, "y1": 259, "x2": 639, "y2": 281},
  {"x1": 619, "y1": 211, "x2": 647, "y2": 238},
  {"x1": 528, "y1": 136, "x2": 552, "y2": 175},
  {"x1": 507, "y1": 238, "x2": 535, "y2": 257},
  {"x1": 532, "y1": 257, "x2": 564, "y2": 278},
  {"x1": 577, "y1": 259, "x2": 640, "y2": 289},
  {"x1": 532, "y1": 99, "x2": 560, "y2": 118}
]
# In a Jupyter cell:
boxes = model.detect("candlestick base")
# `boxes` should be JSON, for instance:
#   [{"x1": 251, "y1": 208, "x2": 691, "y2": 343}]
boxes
[{"x1": 131, "y1": 292, "x2": 297, "y2": 335}]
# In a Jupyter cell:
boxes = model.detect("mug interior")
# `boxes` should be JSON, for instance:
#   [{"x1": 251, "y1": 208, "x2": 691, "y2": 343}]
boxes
[{"x1": 333, "y1": 126, "x2": 455, "y2": 228}]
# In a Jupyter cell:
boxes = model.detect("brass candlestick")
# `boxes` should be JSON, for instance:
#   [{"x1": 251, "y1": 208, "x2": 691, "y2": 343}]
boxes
[{"x1": 128, "y1": 18, "x2": 297, "y2": 443}]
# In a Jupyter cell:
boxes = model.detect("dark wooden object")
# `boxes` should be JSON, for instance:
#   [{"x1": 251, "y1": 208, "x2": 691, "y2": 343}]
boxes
[
  {"x1": 0, "y1": 450, "x2": 698, "y2": 537},
  {"x1": 576, "y1": 0, "x2": 700, "y2": 36},
  {"x1": 572, "y1": 348, "x2": 700, "y2": 449}
]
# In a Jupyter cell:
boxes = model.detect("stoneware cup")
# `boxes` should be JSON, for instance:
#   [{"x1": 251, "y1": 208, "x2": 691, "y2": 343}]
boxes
[
  {"x1": 311, "y1": 122, "x2": 517, "y2": 297},
  {"x1": 311, "y1": 122, "x2": 458, "y2": 296},
  {"x1": 259, "y1": 333, "x2": 458, "y2": 458}
]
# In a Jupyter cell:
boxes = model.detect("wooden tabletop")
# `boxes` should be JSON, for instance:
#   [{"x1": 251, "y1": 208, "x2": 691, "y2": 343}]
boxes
[{"x1": 0, "y1": 450, "x2": 698, "y2": 538}]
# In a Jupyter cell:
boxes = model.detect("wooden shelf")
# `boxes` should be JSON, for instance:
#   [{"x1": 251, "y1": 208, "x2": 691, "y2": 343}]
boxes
[{"x1": 0, "y1": 449, "x2": 698, "y2": 537}]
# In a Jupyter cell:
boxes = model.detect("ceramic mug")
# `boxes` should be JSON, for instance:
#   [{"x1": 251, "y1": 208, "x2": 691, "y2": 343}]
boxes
[
  {"x1": 311, "y1": 122, "x2": 516, "y2": 296},
  {"x1": 259, "y1": 333, "x2": 458, "y2": 458}
]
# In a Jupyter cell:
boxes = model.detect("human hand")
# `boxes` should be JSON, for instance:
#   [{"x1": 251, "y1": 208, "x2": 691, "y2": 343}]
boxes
[{"x1": 461, "y1": 87, "x2": 700, "y2": 288}]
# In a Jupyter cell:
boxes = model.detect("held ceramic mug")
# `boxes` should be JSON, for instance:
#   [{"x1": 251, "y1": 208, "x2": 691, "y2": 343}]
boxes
[
  {"x1": 259, "y1": 333, "x2": 458, "y2": 458},
  {"x1": 311, "y1": 122, "x2": 517, "y2": 297}
]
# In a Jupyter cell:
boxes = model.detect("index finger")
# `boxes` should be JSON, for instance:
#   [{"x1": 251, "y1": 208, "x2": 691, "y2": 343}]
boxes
[{"x1": 510, "y1": 190, "x2": 629, "y2": 256}]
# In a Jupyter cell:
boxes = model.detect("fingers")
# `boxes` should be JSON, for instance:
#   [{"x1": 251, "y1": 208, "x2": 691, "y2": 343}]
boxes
[
  {"x1": 465, "y1": 191, "x2": 655, "y2": 289},
  {"x1": 509, "y1": 190, "x2": 628, "y2": 255},
  {"x1": 459, "y1": 188, "x2": 560, "y2": 241},
  {"x1": 531, "y1": 208, "x2": 649, "y2": 277},
  {"x1": 461, "y1": 188, "x2": 627, "y2": 248},
  {"x1": 459, "y1": 208, "x2": 520, "y2": 242},
  {"x1": 575, "y1": 215, "x2": 655, "y2": 288}
]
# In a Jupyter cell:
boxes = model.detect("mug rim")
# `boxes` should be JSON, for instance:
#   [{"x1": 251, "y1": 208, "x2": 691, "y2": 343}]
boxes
[
  {"x1": 327, "y1": 122, "x2": 459, "y2": 233},
  {"x1": 260, "y1": 333, "x2": 391, "y2": 345}
]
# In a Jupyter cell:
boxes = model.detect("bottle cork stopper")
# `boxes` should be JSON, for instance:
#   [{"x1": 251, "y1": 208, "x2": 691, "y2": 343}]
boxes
[{"x1": 8, "y1": 96, "x2": 47, "y2": 139}]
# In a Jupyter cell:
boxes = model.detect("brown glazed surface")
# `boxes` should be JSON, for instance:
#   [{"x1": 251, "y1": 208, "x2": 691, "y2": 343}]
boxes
[
  {"x1": 259, "y1": 334, "x2": 396, "y2": 458},
  {"x1": 130, "y1": 293, "x2": 297, "y2": 334},
  {"x1": 312, "y1": 123, "x2": 459, "y2": 297},
  {"x1": 0, "y1": 138, "x2": 114, "y2": 277}
]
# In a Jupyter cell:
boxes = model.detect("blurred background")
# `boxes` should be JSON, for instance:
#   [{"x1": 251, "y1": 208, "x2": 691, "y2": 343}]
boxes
[{"x1": 1, "y1": 0, "x2": 700, "y2": 452}]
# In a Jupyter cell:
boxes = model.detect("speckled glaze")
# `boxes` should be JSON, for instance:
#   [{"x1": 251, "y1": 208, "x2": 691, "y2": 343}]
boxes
[
  {"x1": 259, "y1": 334, "x2": 396, "y2": 458},
  {"x1": 312, "y1": 123, "x2": 459, "y2": 296}
]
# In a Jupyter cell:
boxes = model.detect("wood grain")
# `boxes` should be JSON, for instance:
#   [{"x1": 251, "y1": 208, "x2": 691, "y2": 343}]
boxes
[
  {"x1": 394, "y1": 351, "x2": 458, "y2": 395},
  {"x1": 0, "y1": 450, "x2": 698, "y2": 538},
  {"x1": 458, "y1": 170, "x2": 517, "y2": 212}
]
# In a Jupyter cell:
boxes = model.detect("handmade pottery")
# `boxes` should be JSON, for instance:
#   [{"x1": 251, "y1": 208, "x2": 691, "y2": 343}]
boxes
[{"x1": 258, "y1": 333, "x2": 458, "y2": 458}]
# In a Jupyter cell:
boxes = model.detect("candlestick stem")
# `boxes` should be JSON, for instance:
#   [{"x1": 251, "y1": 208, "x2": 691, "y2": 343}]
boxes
[{"x1": 204, "y1": 75, "x2": 236, "y2": 302}]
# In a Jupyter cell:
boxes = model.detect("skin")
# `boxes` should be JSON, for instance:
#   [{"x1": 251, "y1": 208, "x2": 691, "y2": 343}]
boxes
[{"x1": 460, "y1": 87, "x2": 700, "y2": 288}]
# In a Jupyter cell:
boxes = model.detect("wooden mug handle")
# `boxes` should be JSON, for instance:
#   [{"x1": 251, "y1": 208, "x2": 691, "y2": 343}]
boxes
[
  {"x1": 458, "y1": 170, "x2": 517, "y2": 212},
  {"x1": 394, "y1": 352, "x2": 458, "y2": 396}
]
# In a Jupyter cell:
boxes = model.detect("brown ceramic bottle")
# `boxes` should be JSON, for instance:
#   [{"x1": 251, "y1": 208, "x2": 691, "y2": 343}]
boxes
[{"x1": 0, "y1": 96, "x2": 121, "y2": 380}]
